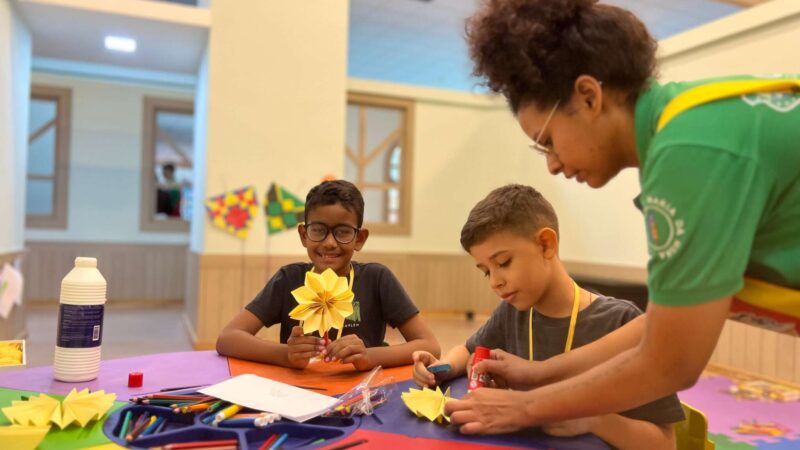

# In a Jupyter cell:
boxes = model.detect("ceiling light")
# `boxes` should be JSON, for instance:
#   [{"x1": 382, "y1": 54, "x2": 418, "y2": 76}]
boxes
[{"x1": 104, "y1": 36, "x2": 137, "y2": 53}]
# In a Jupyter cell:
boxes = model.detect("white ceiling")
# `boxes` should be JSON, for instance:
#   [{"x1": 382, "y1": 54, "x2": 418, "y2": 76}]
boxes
[
  {"x1": 15, "y1": 0, "x2": 743, "y2": 92},
  {"x1": 15, "y1": 0, "x2": 209, "y2": 76}
]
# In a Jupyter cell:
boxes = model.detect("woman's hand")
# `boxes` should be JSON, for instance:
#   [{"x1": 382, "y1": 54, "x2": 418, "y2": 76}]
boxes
[
  {"x1": 286, "y1": 326, "x2": 322, "y2": 369},
  {"x1": 445, "y1": 387, "x2": 531, "y2": 434},
  {"x1": 473, "y1": 349, "x2": 541, "y2": 390}
]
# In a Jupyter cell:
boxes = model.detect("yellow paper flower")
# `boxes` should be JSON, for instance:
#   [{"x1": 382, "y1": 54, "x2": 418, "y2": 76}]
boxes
[{"x1": 289, "y1": 268, "x2": 354, "y2": 335}]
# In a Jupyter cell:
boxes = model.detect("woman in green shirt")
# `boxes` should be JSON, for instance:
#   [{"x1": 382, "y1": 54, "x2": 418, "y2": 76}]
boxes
[{"x1": 445, "y1": 0, "x2": 800, "y2": 435}]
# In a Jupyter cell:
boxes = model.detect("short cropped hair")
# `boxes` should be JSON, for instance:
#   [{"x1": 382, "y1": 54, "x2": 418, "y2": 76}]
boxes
[
  {"x1": 304, "y1": 180, "x2": 365, "y2": 227},
  {"x1": 461, "y1": 184, "x2": 559, "y2": 251}
]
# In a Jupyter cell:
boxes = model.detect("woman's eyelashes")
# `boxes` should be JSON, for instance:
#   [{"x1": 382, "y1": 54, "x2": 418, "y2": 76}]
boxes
[{"x1": 498, "y1": 258, "x2": 511, "y2": 268}]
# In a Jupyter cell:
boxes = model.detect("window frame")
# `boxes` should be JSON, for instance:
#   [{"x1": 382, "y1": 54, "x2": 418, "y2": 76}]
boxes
[
  {"x1": 26, "y1": 85, "x2": 72, "y2": 229},
  {"x1": 140, "y1": 96, "x2": 194, "y2": 233},
  {"x1": 345, "y1": 93, "x2": 414, "y2": 235}
]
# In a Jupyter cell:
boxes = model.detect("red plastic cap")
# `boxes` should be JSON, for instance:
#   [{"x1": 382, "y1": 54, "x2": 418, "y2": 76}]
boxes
[
  {"x1": 128, "y1": 371, "x2": 143, "y2": 388},
  {"x1": 474, "y1": 346, "x2": 491, "y2": 361}
]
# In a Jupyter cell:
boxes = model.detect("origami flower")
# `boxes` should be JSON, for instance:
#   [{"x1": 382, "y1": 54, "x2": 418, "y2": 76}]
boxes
[
  {"x1": 289, "y1": 268, "x2": 354, "y2": 336},
  {"x1": 401, "y1": 386, "x2": 452, "y2": 423}
]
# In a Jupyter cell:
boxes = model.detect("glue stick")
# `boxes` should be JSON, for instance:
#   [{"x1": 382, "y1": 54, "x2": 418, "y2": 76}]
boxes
[{"x1": 468, "y1": 346, "x2": 491, "y2": 391}]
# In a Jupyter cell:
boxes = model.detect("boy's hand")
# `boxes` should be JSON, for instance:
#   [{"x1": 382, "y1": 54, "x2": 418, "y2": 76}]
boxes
[
  {"x1": 286, "y1": 326, "x2": 322, "y2": 369},
  {"x1": 412, "y1": 351, "x2": 449, "y2": 387},
  {"x1": 472, "y1": 349, "x2": 538, "y2": 390},
  {"x1": 542, "y1": 417, "x2": 597, "y2": 437},
  {"x1": 324, "y1": 334, "x2": 371, "y2": 370}
]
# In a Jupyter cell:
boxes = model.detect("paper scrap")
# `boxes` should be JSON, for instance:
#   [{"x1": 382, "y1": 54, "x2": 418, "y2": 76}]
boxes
[
  {"x1": 0, "y1": 340, "x2": 25, "y2": 367},
  {"x1": 200, "y1": 374, "x2": 338, "y2": 422},
  {"x1": 0, "y1": 425, "x2": 49, "y2": 450}
]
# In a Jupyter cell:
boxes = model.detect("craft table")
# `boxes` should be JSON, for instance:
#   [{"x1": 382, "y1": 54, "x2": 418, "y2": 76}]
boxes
[{"x1": 0, "y1": 351, "x2": 610, "y2": 449}]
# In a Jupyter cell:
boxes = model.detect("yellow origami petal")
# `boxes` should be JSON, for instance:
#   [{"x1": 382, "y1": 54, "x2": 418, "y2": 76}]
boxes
[
  {"x1": 291, "y1": 286, "x2": 319, "y2": 303},
  {"x1": 305, "y1": 271, "x2": 326, "y2": 295},
  {"x1": 0, "y1": 425, "x2": 50, "y2": 450},
  {"x1": 321, "y1": 269, "x2": 340, "y2": 291}
]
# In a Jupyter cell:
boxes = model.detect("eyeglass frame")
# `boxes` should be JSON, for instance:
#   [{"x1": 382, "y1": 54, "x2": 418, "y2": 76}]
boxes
[
  {"x1": 529, "y1": 100, "x2": 561, "y2": 156},
  {"x1": 302, "y1": 221, "x2": 361, "y2": 244}
]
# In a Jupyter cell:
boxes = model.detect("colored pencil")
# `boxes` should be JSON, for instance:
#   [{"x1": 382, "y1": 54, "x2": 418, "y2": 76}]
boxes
[
  {"x1": 257, "y1": 434, "x2": 278, "y2": 450},
  {"x1": 163, "y1": 439, "x2": 238, "y2": 449},
  {"x1": 269, "y1": 433, "x2": 289, "y2": 450},
  {"x1": 125, "y1": 412, "x2": 151, "y2": 442},
  {"x1": 142, "y1": 416, "x2": 165, "y2": 436},
  {"x1": 159, "y1": 384, "x2": 206, "y2": 392},
  {"x1": 118, "y1": 410, "x2": 133, "y2": 439},
  {"x1": 326, "y1": 439, "x2": 368, "y2": 450},
  {"x1": 291, "y1": 384, "x2": 328, "y2": 391},
  {"x1": 206, "y1": 400, "x2": 225, "y2": 413},
  {"x1": 213, "y1": 404, "x2": 242, "y2": 425}
]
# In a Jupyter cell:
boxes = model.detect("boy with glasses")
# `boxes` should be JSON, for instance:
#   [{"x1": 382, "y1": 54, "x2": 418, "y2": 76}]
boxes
[{"x1": 217, "y1": 180, "x2": 440, "y2": 370}]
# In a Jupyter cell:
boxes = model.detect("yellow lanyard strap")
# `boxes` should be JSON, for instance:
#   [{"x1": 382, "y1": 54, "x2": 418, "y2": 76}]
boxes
[
  {"x1": 657, "y1": 79, "x2": 800, "y2": 132},
  {"x1": 528, "y1": 281, "x2": 582, "y2": 361}
]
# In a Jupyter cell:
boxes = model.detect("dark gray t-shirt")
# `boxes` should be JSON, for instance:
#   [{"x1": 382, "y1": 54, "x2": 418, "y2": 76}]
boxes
[
  {"x1": 245, "y1": 261, "x2": 419, "y2": 347},
  {"x1": 466, "y1": 296, "x2": 685, "y2": 424}
]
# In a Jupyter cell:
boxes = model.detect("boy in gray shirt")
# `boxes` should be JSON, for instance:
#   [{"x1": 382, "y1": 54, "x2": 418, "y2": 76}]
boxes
[{"x1": 413, "y1": 184, "x2": 684, "y2": 449}]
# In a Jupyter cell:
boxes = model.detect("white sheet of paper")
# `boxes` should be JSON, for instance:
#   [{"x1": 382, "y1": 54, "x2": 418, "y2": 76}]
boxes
[
  {"x1": 0, "y1": 263, "x2": 24, "y2": 319},
  {"x1": 199, "y1": 374, "x2": 338, "y2": 422}
]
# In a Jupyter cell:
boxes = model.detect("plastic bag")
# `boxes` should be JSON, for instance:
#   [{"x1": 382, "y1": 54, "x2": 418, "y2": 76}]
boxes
[{"x1": 324, "y1": 366, "x2": 395, "y2": 417}]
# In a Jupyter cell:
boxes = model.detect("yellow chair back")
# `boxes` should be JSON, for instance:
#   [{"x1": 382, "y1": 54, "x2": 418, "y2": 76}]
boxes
[{"x1": 675, "y1": 402, "x2": 715, "y2": 450}]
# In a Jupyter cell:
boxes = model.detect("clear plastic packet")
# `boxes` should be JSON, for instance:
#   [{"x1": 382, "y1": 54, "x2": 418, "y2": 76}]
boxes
[{"x1": 323, "y1": 366, "x2": 395, "y2": 417}]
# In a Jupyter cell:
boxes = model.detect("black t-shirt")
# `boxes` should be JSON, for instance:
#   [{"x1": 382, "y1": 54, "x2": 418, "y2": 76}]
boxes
[
  {"x1": 245, "y1": 261, "x2": 419, "y2": 347},
  {"x1": 466, "y1": 296, "x2": 686, "y2": 425}
]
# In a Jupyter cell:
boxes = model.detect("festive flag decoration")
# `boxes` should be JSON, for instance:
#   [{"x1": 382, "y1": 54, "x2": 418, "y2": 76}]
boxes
[
  {"x1": 265, "y1": 183, "x2": 305, "y2": 235},
  {"x1": 205, "y1": 186, "x2": 259, "y2": 239},
  {"x1": 289, "y1": 269, "x2": 354, "y2": 336}
]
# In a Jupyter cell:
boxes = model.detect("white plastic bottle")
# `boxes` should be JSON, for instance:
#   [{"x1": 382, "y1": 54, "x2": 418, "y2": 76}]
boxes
[{"x1": 53, "y1": 257, "x2": 107, "y2": 382}]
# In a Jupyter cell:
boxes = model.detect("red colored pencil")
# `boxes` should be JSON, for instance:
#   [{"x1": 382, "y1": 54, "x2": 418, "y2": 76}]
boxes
[{"x1": 257, "y1": 433, "x2": 278, "y2": 450}]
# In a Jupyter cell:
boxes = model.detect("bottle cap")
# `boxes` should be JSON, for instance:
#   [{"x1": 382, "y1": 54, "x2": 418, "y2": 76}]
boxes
[
  {"x1": 75, "y1": 257, "x2": 97, "y2": 268},
  {"x1": 474, "y1": 346, "x2": 491, "y2": 360},
  {"x1": 128, "y1": 371, "x2": 144, "y2": 388}
]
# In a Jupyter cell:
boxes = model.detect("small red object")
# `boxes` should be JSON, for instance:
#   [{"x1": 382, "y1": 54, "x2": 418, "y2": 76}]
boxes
[
  {"x1": 128, "y1": 371, "x2": 143, "y2": 388},
  {"x1": 468, "y1": 346, "x2": 491, "y2": 391}
]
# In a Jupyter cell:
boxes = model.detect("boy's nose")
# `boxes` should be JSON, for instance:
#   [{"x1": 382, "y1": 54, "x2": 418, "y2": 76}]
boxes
[
  {"x1": 489, "y1": 272, "x2": 505, "y2": 289},
  {"x1": 321, "y1": 232, "x2": 339, "y2": 247}
]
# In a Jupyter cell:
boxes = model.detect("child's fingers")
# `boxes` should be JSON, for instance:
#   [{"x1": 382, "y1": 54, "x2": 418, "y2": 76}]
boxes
[
  {"x1": 329, "y1": 342, "x2": 364, "y2": 361},
  {"x1": 339, "y1": 353, "x2": 365, "y2": 364},
  {"x1": 289, "y1": 349, "x2": 319, "y2": 360}
]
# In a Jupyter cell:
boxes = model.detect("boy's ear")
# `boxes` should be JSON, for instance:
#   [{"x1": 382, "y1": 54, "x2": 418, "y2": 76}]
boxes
[
  {"x1": 298, "y1": 224, "x2": 309, "y2": 248},
  {"x1": 536, "y1": 227, "x2": 559, "y2": 259},
  {"x1": 353, "y1": 228, "x2": 369, "y2": 251}
]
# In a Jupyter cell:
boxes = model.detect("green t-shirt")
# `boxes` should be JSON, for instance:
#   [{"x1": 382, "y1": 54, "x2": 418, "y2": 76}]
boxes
[{"x1": 634, "y1": 76, "x2": 800, "y2": 306}]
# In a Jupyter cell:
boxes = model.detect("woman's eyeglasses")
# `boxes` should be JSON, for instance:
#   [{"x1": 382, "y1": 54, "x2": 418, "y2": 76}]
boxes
[
  {"x1": 304, "y1": 222, "x2": 360, "y2": 244},
  {"x1": 529, "y1": 100, "x2": 560, "y2": 156}
]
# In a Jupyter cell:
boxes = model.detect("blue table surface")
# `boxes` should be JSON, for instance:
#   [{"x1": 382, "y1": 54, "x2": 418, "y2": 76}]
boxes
[{"x1": 361, "y1": 377, "x2": 610, "y2": 449}]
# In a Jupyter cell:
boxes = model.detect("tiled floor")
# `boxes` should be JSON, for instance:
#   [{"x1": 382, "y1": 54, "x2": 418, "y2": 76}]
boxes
[{"x1": 16, "y1": 304, "x2": 487, "y2": 368}]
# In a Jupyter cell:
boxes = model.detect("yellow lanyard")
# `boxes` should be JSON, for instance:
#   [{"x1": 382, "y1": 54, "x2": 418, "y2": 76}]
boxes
[
  {"x1": 528, "y1": 281, "x2": 581, "y2": 361},
  {"x1": 330, "y1": 266, "x2": 355, "y2": 341},
  {"x1": 656, "y1": 79, "x2": 800, "y2": 132}
]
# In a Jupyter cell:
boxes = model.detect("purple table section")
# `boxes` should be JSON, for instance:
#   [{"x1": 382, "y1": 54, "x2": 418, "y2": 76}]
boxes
[
  {"x1": 0, "y1": 351, "x2": 230, "y2": 399},
  {"x1": 361, "y1": 378, "x2": 610, "y2": 450}
]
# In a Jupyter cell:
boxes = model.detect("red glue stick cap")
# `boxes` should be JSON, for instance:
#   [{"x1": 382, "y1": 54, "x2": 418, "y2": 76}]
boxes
[
  {"x1": 128, "y1": 372, "x2": 143, "y2": 388},
  {"x1": 474, "y1": 346, "x2": 491, "y2": 361}
]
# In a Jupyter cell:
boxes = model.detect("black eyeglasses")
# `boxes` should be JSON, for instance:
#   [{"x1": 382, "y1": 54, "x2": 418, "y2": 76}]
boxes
[{"x1": 304, "y1": 222, "x2": 360, "y2": 244}]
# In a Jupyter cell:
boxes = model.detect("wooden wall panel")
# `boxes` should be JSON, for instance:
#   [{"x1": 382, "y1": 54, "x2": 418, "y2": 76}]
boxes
[
  {"x1": 710, "y1": 319, "x2": 800, "y2": 385},
  {"x1": 23, "y1": 242, "x2": 187, "y2": 302},
  {"x1": 188, "y1": 251, "x2": 800, "y2": 384}
]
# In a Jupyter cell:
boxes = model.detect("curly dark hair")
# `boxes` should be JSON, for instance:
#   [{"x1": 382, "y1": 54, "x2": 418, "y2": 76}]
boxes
[
  {"x1": 305, "y1": 180, "x2": 365, "y2": 227},
  {"x1": 466, "y1": 0, "x2": 657, "y2": 113},
  {"x1": 461, "y1": 184, "x2": 559, "y2": 252}
]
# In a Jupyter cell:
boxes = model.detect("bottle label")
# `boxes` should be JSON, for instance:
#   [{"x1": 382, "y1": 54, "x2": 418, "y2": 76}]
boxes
[{"x1": 57, "y1": 304, "x2": 104, "y2": 348}]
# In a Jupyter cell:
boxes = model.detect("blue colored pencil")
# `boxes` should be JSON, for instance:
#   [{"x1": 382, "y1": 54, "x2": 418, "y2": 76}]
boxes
[
  {"x1": 269, "y1": 432, "x2": 290, "y2": 450},
  {"x1": 142, "y1": 416, "x2": 165, "y2": 436}
]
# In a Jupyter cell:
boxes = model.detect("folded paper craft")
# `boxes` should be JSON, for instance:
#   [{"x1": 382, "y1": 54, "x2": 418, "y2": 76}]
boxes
[
  {"x1": 289, "y1": 268, "x2": 354, "y2": 337},
  {"x1": 400, "y1": 386, "x2": 452, "y2": 423}
]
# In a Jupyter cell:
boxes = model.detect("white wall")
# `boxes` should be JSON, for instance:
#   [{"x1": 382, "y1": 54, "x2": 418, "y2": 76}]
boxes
[
  {"x1": 189, "y1": 49, "x2": 208, "y2": 254},
  {"x1": 24, "y1": 73, "x2": 193, "y2": 244},
  {"x1": 201, "y1": 1, "x2": 349, "y2": 254},
  {"x1": 659, "y1": 0, "x2": 800, "y2": 81},
  {"x1": 0, "y1": 0, "x2": 31, "y2": 254}
]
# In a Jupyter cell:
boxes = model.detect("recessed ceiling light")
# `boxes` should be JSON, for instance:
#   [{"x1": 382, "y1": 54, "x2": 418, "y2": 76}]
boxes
[{"x1": 104, "y1": 36, "x2": 137, "y2": 53}]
